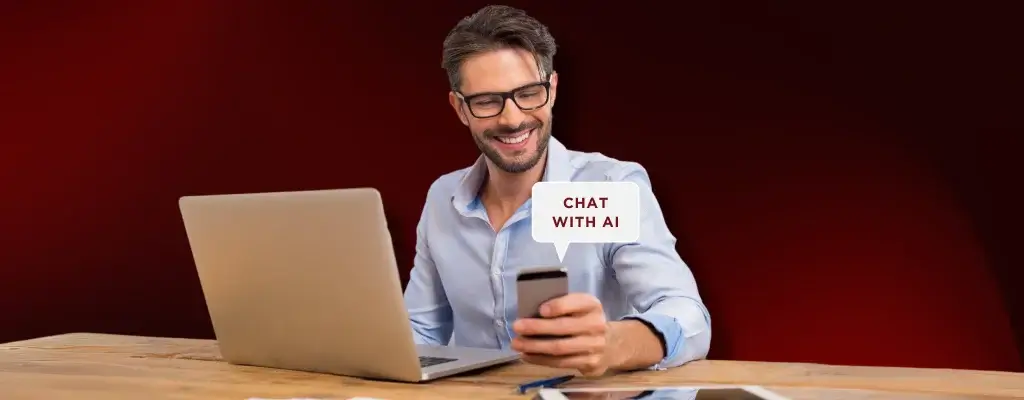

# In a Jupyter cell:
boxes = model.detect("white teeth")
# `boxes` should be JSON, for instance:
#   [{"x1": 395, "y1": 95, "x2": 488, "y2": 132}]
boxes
[{"x1": 497, "y1": 130, "x2": 531, "y2": 144}]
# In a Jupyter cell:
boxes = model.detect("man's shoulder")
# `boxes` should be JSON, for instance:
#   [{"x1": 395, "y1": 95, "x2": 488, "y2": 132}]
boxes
[
  {"x1": 566, "y1": 148, "x2": 651, "y2": 184},
  {"x1": 423, "y1": 165, "x2": 473, "y2": 203}
]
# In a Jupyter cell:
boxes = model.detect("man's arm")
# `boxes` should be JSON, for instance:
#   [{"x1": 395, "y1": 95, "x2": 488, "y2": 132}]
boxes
[
  {"x1": 402, "y1": 198, "x2": 454, "y2": 346},
  {"x1": 604, "y1": 165, "x2": 712, "y2": 370}
]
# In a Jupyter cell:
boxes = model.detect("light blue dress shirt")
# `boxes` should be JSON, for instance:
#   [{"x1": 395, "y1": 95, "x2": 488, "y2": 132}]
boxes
[{"x1": 402, "y1": 137, "x2": 711, "y2": 369}]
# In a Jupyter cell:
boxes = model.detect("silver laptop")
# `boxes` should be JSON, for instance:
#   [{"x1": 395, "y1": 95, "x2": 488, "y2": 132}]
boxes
[{"x1": 178, "y1": 188, "x2": 519, "y2": 382}]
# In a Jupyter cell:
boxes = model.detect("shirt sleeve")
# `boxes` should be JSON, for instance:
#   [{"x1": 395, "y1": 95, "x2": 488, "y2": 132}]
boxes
[
  {"x1": 605, "y1": 164, "x2": 712, "y2": 369},
  {"x1": 402, "y1": 189, "x2": 454, "y2": 346}
]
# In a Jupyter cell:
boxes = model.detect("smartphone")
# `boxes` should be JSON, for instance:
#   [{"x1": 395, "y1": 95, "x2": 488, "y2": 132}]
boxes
[{"x1": 516, "y1": 265, "x2": 569, "y2": 320}]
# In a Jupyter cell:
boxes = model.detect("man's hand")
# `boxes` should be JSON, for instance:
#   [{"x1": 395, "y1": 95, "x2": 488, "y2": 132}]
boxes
[{"x1": 510, "y1": 293, "x2": 611, "y2": 376}]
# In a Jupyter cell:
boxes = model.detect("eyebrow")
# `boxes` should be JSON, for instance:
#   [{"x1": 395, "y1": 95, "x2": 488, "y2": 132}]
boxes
[{"x1": 461, "y1": 80, "x2": 543, "y2": 97}]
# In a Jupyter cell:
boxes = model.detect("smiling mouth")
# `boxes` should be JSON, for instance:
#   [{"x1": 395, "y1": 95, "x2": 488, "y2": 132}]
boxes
[{"x1": 494, "y1": 128, "x2": 533, "y2": 145}]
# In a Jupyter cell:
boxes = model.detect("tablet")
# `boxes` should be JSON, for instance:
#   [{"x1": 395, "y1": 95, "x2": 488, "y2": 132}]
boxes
[{"x1": 535, "y1": 386, "x2": 790, "y2": 400}]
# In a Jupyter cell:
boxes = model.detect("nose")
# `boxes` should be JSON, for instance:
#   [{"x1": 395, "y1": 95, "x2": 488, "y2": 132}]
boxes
[{"x1": 496, "y1": 97, "x2": 526, "y2": 126}]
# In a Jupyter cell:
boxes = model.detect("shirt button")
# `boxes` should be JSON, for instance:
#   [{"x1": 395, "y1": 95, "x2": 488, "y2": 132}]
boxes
[
  {"x1": 495, "y1": 320, "x2": 504, "y2": 327},
  {"x1": 492, "y1": 269, "x2": 501, "y2": 277}
]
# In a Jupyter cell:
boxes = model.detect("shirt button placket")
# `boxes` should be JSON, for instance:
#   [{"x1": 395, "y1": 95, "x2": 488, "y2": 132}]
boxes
[{"x1": 490, "y1": 231, "x2": 508, "y2": 347}]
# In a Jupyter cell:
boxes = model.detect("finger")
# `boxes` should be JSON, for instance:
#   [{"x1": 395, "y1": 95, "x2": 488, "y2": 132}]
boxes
[
  {"x1": 521, "y1": 353, "x2": 607, "y2": 376},
  {"x1": 540, "y1": 293, "x2": 601, "y2": 318},
  {"x1": 513, "y1": 315, "x2": 607, "y2": 337},
  {"x1": 511, "y1": 334, "x2": 606, "y2": 356},
  {"x1": 577, "y1": 363, "x2": 610, "y2": 377}
]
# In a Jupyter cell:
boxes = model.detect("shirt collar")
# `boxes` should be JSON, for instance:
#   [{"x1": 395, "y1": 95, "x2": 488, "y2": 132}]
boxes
[{"x1": 451, "y1": 135, "x2": 572, "y2": 215}]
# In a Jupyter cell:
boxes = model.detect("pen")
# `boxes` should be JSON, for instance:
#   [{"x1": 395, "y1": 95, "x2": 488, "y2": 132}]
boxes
[{"x1": 516, "y1": 374, "x2": 575, "y2": 394}]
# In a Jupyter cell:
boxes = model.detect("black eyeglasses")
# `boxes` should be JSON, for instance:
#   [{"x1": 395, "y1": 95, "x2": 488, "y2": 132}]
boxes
[{"x1": 456, "y1": 81, "x2": 551, "y2": 119}]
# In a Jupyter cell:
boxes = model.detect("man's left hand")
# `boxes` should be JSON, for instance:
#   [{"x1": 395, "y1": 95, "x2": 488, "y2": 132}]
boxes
[{"x1": 511, "y1": 293, "x2": 611, "y2": 376}]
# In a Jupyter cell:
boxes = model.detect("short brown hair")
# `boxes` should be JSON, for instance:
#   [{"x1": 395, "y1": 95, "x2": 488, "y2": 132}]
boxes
[{"x1": 441, "y1": 5, "x2": 557, "y2": 91}]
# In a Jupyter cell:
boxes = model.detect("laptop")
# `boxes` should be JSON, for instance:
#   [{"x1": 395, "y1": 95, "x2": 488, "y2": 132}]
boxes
[{"x1": 178, "y1": 188, "x2": 519, "y2": 382}]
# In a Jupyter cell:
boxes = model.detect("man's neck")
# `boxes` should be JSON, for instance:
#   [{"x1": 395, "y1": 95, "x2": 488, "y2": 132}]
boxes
[{"x1": 480, "y1": 151, "x2": 547, "y2": 218}]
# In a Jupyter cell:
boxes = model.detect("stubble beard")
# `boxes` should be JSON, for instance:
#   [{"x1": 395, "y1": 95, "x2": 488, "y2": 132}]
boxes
[{"x1": 472, "y1": 120, "x2": 552, "y2": 174}]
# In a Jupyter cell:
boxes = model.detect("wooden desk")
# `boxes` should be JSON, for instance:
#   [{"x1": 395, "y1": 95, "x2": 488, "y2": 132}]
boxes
[{"x1": 1, "y1": 333, "x2": 1022, "y2": 399}]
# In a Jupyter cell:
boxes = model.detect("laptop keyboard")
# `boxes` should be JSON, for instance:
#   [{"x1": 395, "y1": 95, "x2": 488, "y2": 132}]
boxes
[{"x1": 418, "y1": 356, "x2": 457, "y2": 368}]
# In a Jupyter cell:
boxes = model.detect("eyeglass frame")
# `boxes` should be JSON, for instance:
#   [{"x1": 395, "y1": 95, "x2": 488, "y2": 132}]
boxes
[{"x1": 454, "y1": 78, "x2": 552, "y2": 119}]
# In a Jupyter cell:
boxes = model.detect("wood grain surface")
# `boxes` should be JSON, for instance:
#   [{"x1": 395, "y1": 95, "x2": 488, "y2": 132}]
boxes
[{"x1": 1, "y1": 333, "x2": 1022, "y2": 400}]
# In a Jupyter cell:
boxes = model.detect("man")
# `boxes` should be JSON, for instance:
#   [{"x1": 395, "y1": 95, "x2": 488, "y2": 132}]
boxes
[{"x1": 403, "y1": 5, "x2": 711, "y2": 376}]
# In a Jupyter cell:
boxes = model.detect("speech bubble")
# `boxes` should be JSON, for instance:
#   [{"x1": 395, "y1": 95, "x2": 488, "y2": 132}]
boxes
[{"x1": 531, "y1": 181, "x2": 641, "y2": 263}]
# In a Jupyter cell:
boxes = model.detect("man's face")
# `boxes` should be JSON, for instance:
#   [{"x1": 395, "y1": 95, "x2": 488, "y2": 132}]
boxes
[{"x1": 449, "y1": 48, "x2": 558, "y2": 174}]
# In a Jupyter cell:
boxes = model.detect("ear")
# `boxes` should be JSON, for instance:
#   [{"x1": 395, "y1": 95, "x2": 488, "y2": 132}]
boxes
[
  {"x1": 548, "y1": 71, "x2": 559, "y2": 109},
  {"x1": 448, "y1": 91, "x2": 469, "y2": 126}
]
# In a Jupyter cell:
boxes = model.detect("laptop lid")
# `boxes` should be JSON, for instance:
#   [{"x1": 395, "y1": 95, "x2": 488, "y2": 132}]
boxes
[{"x1": 178, "y1": 188, "x2": 423, "y2": 382}]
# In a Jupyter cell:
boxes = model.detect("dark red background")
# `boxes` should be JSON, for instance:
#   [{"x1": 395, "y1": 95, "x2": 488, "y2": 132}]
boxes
[{"x1": 2, "y1": 1, "x2": 1021, "y2": 372}]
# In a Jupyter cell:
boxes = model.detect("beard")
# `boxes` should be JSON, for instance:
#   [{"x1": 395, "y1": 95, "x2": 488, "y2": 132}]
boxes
[{"x1": 471, "y1": 118, "x2": 552, "y2": 174}]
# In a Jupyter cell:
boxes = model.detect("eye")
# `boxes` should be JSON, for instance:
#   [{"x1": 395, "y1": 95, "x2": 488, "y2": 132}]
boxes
[{"x1": 518, "y1": 89, "x2": 541, "y2": 98}]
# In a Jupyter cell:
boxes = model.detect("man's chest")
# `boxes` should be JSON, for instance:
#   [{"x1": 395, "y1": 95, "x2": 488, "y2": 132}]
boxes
[{"x1": 428, "y1": 215, "x2": 610, "y2": 295}]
